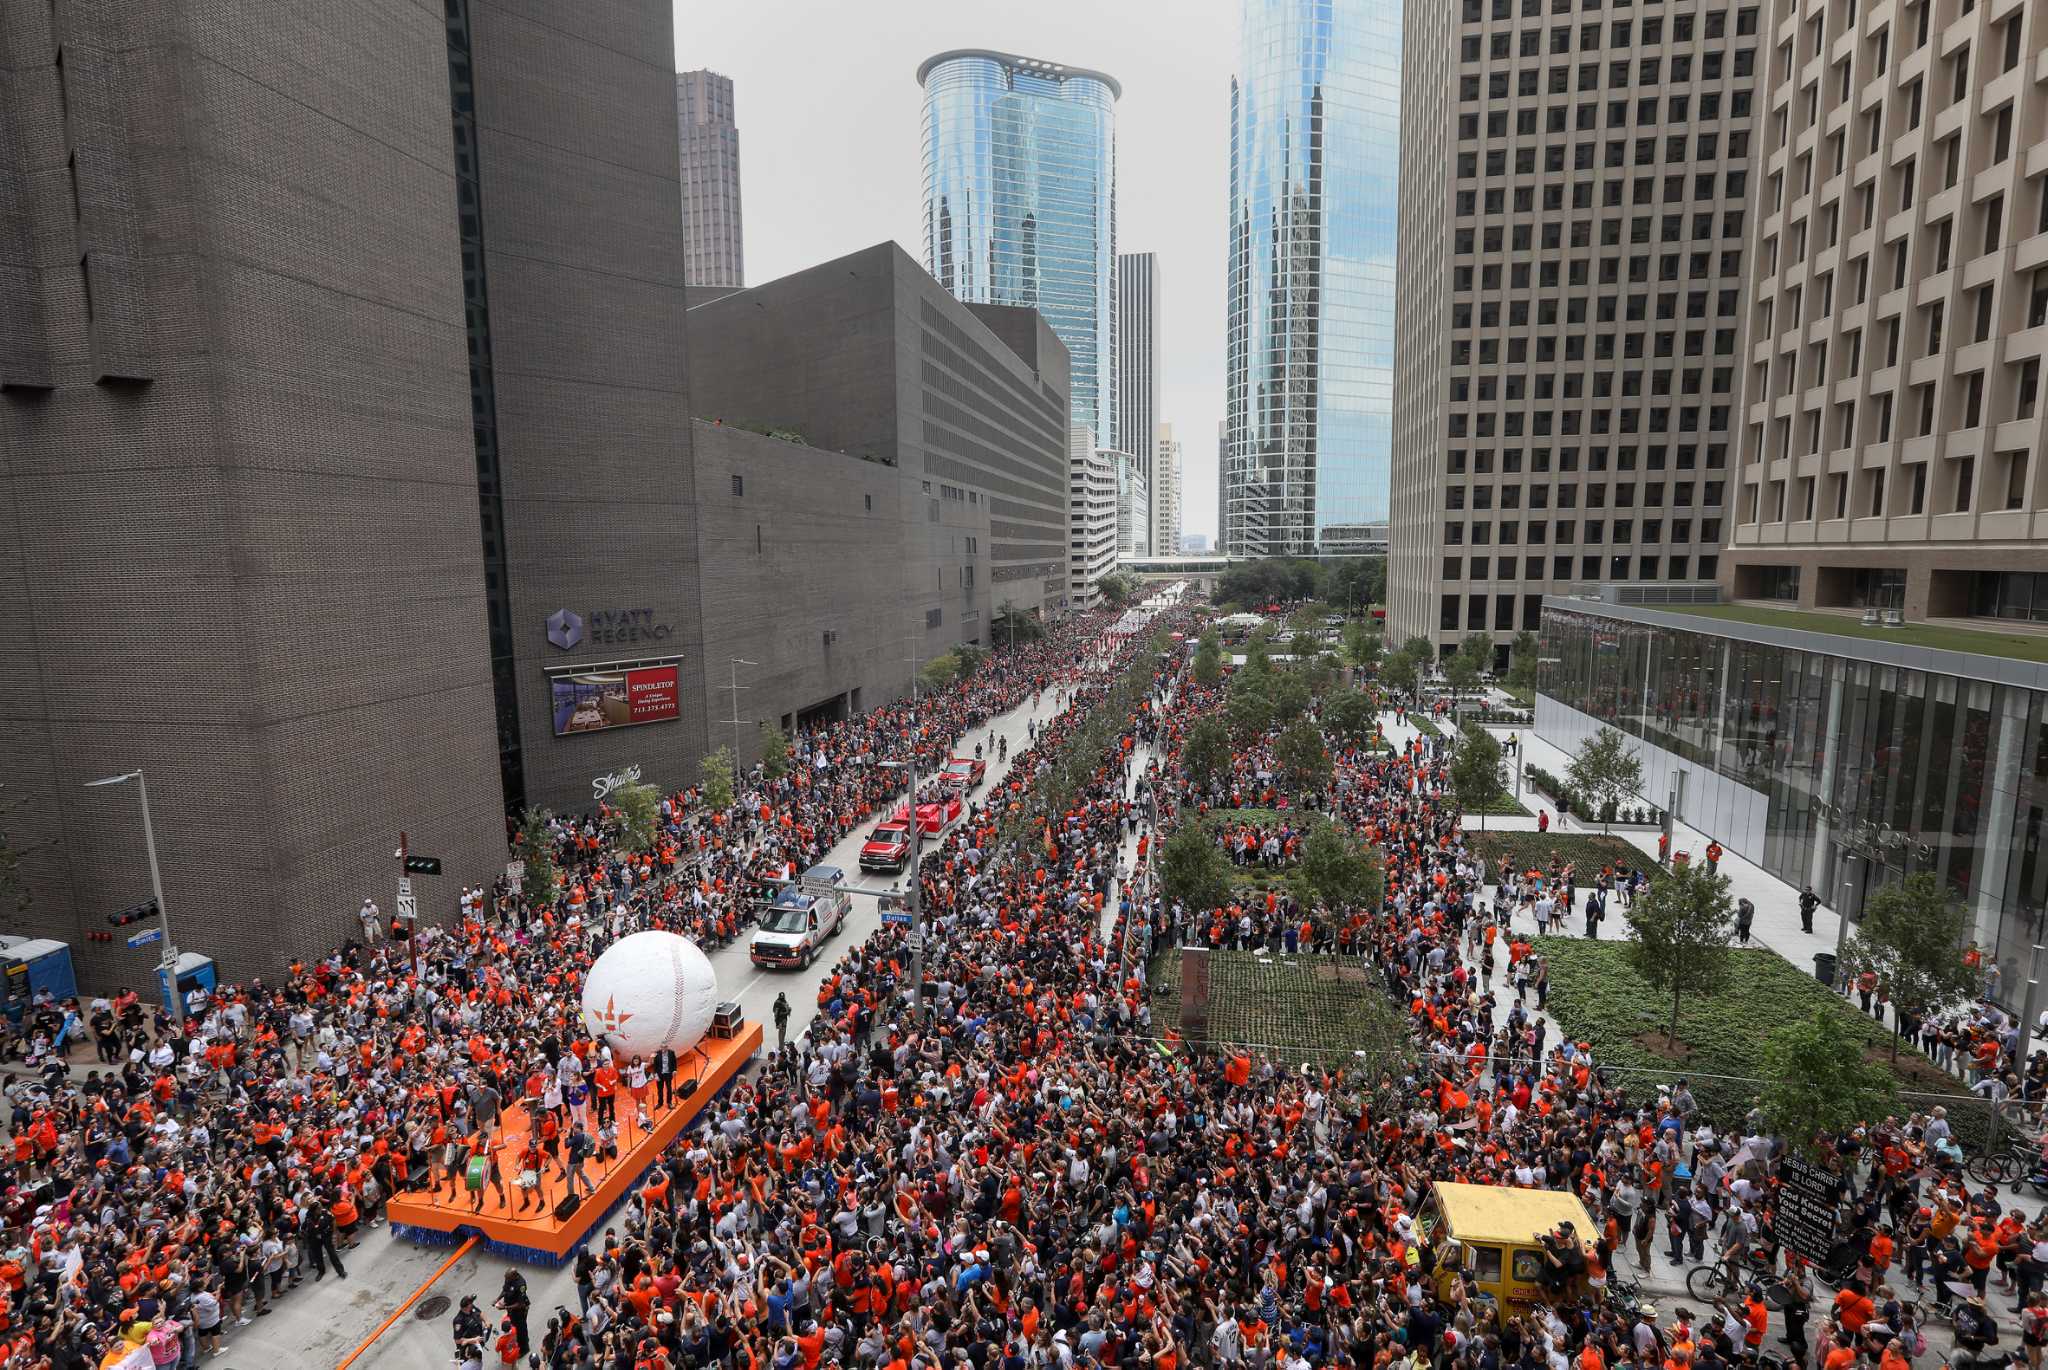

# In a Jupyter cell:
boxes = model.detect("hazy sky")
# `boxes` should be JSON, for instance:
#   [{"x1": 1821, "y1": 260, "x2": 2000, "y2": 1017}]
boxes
[{"x1": 675, "y1": 0, "x2": 1233, "y2": 543}]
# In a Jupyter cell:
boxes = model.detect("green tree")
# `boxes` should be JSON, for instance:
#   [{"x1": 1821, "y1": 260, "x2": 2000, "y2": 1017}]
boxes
[
  {"x1": 517, "y1": 808, "x2": 561, "y2": 910},
  {"x1": 1181, "y1": 717, "x2": 1231, "y2": 791},
  {"x1": 1844, "y1": 872, "x2": 1982, "y2": 1059},
  {"x1": 1443, "y1": 644, "x2": 1484, "y2": 700},
  {"x1": 919, "y1": 652, "x2": 961, "y2": 692},
  {"x1": 700, "y1": 748, "x2": 736, "y2": 811},
  {"x1": 1757, "y1": 1009, "x2": 1898, "y2": 1157},
  {"x1": 613, "y1": 781, "x2": 661, "y2": 853},
  {"x1": 1565, "y1": 725, "x2": 1645, "y2": 833},
  {"x1": 1297, "y1": 824, "x2": 1385, "y2": 912},
  {"x1": 1242, "y1": 638, "x2": 1274, "y2": 677},
  {"x1": 1226, "y1": 676, "x2": 1274, "y2": 744},
  {"x1": 1269, "y1": 671, "x2": 1312, "y2": 725},
  {"x1": 1159, "y1": 823, "x2": 1231, "y2": 914},
  {"x1": 1458, "y1": 631, "x2": 1495, "y2": 680},
  {"x1": 1099, "y1": 572, "x2": 1138, "y2": 608},
  {"x1": 954, "y1": 644, "x2": 989, "y2": 678},
  {"x1": 1275, "y1": 717, "x2": 1333, "y2": 795},
  {"x1": 1324, "y1": 689, "x2": 1381, "y2": 746},
  {"x1": 1303, "y1": 652, "x2": 1340, "y2": 697},
  {"x1": 1623, "y1": 861, "x2": 1737, "y2": 1040},
  {"x1": 1450, "y1": 727, "x2": 1507, "y2": 830},
  {"x1": 994, "y1": 610, "x2": 1046, "y2": 645},
  {"x1": 1379, "y1": 648, "x2": 1419, "y2": 700},
  {"x1": 1506, "y1": 630, "x2": 1540, "y2": 691},
  {"x1": 1192, "y1": 636, "x2": 1224, "y2": 687},
  {"x1": 757, "y1": 721, "x2": 791, "y2": 781},
  {"x1": 1343, "y1": 623, "x2": 1384, "y2": 677},
  {"x1": 1401, "y1": 636, "x2": 1436, "y2": 663}
]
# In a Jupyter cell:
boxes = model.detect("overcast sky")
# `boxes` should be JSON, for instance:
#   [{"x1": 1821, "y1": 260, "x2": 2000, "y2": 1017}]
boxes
[{"x1": 675, "y1": 0, "x2": 1232, "y2": 544}]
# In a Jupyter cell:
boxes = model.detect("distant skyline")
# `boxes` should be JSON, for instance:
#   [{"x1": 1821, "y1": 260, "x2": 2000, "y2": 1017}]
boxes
[{"x1": 673, "y1": 0, "x2": 1229, "y2": 540}]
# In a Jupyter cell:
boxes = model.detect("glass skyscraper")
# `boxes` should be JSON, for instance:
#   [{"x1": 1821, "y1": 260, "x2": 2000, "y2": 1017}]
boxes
[
  {"x1": 1223, "y1": 0, "x2": 1399, "y2": 557},
  {"x1": 919, "y1": 50, "x2": 1119, "y2": 451}
]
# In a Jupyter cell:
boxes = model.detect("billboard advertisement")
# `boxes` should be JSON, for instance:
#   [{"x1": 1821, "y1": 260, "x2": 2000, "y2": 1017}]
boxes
[{"x1": 550, "y1": 665, "x2": 680, "y2": 736}]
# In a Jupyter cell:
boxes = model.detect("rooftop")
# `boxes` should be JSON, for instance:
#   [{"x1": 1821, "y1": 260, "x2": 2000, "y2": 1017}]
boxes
[
  {"x1": 916, "y1": 49, "x2": 1122, "y2": 98},
  {"x1": 1661, "y1": 603, "x2": 2048, "y2": 666}
]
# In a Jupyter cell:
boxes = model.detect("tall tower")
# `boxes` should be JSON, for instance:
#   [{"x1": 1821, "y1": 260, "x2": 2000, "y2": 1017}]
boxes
[
  {"x1": 1117, "y1": 251, "x2": 1160, "y2": 529},
  {"x1": 1387, "y1": 1, "x2": 1759, "y2": 660},
  {"x1": 1155, "y1": 421, "x2": 1184, "y2": 555},
  {"x1": 1223, "y1": 0, "x2": 1401, "y2": 557},
  {"x1": 919, "y1": 50, "x2": 1120, "y2": 452},
  {"x1": 677, "y1": 69, "x2": 744, "y2": 287}
]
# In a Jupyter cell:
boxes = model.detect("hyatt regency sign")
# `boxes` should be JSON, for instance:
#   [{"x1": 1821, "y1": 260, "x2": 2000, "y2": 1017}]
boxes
[{"x1": 545, "y1": 607, "x2": 675, "y2": 651}]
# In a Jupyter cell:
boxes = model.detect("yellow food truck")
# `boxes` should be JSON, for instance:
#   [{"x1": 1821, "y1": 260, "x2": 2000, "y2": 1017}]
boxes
[{"x1": 1417, "y1": 1182, "x2": 1599, "y2": 1317}]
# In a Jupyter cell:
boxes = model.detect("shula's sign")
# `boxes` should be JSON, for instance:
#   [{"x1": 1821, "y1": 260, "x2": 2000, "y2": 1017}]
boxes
[{"x1": 592, "y1": 764, "x2": 644, "y2": 801}]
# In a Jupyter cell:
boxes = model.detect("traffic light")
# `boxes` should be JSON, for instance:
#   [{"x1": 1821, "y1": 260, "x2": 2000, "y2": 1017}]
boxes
[
  {"x1": 402, "y1": 855, "x2": 442, "y2": 876},
  {"x1": 107, "y1": 898, "x2": 159, "y2": 928}
]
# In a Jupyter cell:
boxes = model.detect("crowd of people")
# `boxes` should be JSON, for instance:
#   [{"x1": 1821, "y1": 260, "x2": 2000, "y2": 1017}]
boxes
[{"x1": 7, "y1": 600, "x2": 2047, "y2": 1370}]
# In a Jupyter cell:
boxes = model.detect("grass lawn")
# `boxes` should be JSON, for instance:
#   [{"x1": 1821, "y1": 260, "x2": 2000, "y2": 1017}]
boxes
[
  {"x1": 1665, "y1": 603, "x2": 2048, "y2": 665},
  {"x1": 1539, "y1": 938, "x2": 1974, "y2": 1134},
  {"x1": 1503, "y1": 685, "x2": 1536, "y2": 708},
  {"x1": 1149, "y1": 947, "x2": 1412, "y2": 1070},
  {"x1": 1409, "y1": 715, "x2": 1443, "y2": 738},
  {"x1": 1202, "y1": 808, "x2": 1335, "y2": 889},
  {"x1": 1463, "y1": 796, "x2": 1533, "y2": 819},
  {"x1": 1467, "y1": 831, "x2": 1662, "y2": 879}
]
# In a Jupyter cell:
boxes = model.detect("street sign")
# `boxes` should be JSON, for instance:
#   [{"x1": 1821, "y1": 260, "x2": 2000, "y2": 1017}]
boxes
[
  {"x1": 403, "y1": 855, "x2": 443, "y2": 876},
  {"x1": 397, "y1": 892, "x2": 418, "y2": 920},
  {"x1": 127, "y1": 927, "x2": 163, "y2": 949},
  {"x1": 904, "y1": 931, "x2": 925, "y2": 953}
]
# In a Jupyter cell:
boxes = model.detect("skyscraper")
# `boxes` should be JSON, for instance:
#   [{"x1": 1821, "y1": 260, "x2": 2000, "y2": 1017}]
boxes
[
  {"x1": 1117, "y1": 250, "x2": 1160, "y2": 551},
  {"x1": 919, "y1": 50, "x2": 1120, "y2": 453},
  {"x1": 677, "y1": 69, "x2": 744, "y2": 287},
  {"x1": 1387, "y1": 2, "x2": 1757, "y2": 661},
  {"x1": 1223, "y1": 0, "x2": 1401, "y2": 557},
  {"x1": 1154, "y1": 422, "x2": 1184, "y2": 556}
]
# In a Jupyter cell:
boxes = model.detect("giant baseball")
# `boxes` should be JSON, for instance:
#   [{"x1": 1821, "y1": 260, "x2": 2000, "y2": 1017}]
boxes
[{"x1": 580, "y1": 930, "x2": 720, "y2": 1058}]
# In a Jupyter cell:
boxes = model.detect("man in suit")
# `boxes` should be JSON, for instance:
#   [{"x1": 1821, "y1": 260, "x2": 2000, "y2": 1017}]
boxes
[{"x1": 652, "y1": 1045, "x2": 678, "y2": 1110}]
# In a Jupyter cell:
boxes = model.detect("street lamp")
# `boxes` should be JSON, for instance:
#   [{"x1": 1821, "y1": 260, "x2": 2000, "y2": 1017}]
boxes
[
  {"x1": 84, "y1": 770, "x2": 182, "y2": 1028},
  {"x1": 726, "y1": 658, "x2": 758, "y2": 790}
]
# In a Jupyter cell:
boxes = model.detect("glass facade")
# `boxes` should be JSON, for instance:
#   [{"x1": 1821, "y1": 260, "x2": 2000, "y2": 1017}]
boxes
[
  {"x1": 1223, "y1": 0, "x2": 1400, "y2": 556},
  {"x1": 920, "y1": 52, "x2": 1118, "y2": 451},
  {"x1": 1540, "y1": 606, "x2": 2048, "y2": 991}
]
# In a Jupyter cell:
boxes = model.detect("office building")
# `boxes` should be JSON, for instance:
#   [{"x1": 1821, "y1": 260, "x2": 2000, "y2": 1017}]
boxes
[
  {"x1": 687, "y1": 242, "x2": 1070, "y2": 634},
  {"x1": 0, "y1": 0, "x2": 705, "y2": 981},
  {"x1": 1154, "y1": 422, "x2": 1184, "y2": 558},
  {"x1": 1538, "y1": 593, "x2": 2048, "y2": 1006},
  {"x1": 919, "y1": 49, "x2": 1121, "y2": 452},
  {"x1": 1223, "y1": 0, "x2": 1402, "y2": 558},
  {"x1": 1118, "y1": 251, "x2": 1161, "y2": 547},
  {"x1": 676, "y1": 70, "x2": 745, "y2": 288},
  {"x1": 1070, "y1": 434, "x2": 1119, "y2": 608},
  {"x1": 1116, "y1": 451, "x2": 1150, "y2": 559},
  {"x1": 1724, "y1": 0, "x2": 2047, "y2": 621},
  {"x1": 1388, "y1": 2, "x2": 1762, "y2": 664}
]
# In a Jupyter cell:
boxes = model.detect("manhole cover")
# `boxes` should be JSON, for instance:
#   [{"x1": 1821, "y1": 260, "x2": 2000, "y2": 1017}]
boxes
[{"x1": 416, "y1": 1295, "x2": 452, "y2": 1320}]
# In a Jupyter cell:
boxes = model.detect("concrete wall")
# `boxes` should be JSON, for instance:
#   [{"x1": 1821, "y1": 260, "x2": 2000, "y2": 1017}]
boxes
[
  {"x1": 692, "y1": 422, "x2": 988, "y2": 766},
  {"x1": 0, "y1": 0, "x2": 507, "y2": 983},
  {"x1": 469, "y1": 0, "x2": 711, "y2": 817}
]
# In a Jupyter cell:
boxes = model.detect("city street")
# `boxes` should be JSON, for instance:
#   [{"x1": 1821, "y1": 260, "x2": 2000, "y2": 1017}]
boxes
[{"x1": 229, "y1": 671, "x2": 1087, "y2": 1368}]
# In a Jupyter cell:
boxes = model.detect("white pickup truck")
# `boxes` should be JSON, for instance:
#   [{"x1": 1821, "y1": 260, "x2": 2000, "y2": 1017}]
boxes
[{"x1": 749, "y1": 864, "x2": 851, "y2": 970}]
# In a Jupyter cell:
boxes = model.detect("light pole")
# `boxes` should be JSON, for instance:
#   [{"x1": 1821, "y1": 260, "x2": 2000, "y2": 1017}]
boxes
[
  {"x1": 84, "y1": 770, "x2": 181, "y2": 1028},
  {"x1": 727, "y1": 658, "x2": 757, "y2": 792}
]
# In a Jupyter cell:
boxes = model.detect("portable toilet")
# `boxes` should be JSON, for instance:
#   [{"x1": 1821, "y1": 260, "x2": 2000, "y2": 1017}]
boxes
[
  {"x1": 156, "y1": 952, "x2": 216, "y2": 1017},
  {"x1": 0, "y1": 940, "x2": 77, "y2": 1026}
]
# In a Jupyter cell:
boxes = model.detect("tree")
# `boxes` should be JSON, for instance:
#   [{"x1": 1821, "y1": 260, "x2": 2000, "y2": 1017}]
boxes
[
  {"x1": 1378, "y1": 649, "x2": 1419, "y2": 700},
  {"x1": 517, "y1": 809, "x2": 561, "y2": 911},
  {"x1": 1458, "y1": 631, "x2": 1495, "y2": 680},
  {"x1": 613, "y1": 781, "x2": 661, "y2": 853},
  {"x1": 1324, "y1": 689, "x2": 1381, "y2": 747},
  {"x1": 1297, "y1": 824, "x2": 1385, "y2": 912},
  {"x1": 1192, "y1": 636, "x2": 1224, "y2": 687},
  {"x1": 919, "y1": 652, "x2": 961, "y2": 692},
  {"x1": 1844, "y1": 872, "x2": 1982, "y2": 1059},
  {"x1": 954, "y1": 644, "x2": 989, "y2": 679},
  {"x1": 1757, "y1": 1009, "x2": 1898, "y2": 1157},
  {"x1": 1303, "y1": 652, "x2": 1340, "y2": 697},
  {"x1": 1269, "y1": 672, "x2": 1312, "y2": 726},
  {"x1": 1565, "y1": 726, "x2": 1644, "y2": 833},
  {"x1": 1443, "y1": 645, "x2": 1484, "y2": 700},
  {"x1": 700, "y1": 748, "x2": 736, "y2": 811},
  {"x1": 1506, "y1": 630, "x2": 1540, "y2": 691},
  {"x1": 1159, "y1": 823, "x2": 1231, "y2": 914},
  {"x1": 1343, "y1": 623, "x2": 1384, "y2": 677},
  {"x1": 1181, "y1": 717, "x2": 1231, "y2": 791},
  {"x1": 1242, "y1": 638, "x2": 1274, "y2": 677},
  {"x1": 1275, "y1": 717, "x2": 1332, "y2": 796},
  {"x1": 1623, "y1": 861, "x2": 1736, "y2": 1041},
  {"x1": 994, "y1": 610, "x2": 1047, "y2": 645},
  {"x1": 1450, "y1": 727, "x2": 1507, "y2": 830},
  {"x1": 758, "y1": 722, "x2": 791, "y2": 782},
  {"x1": 1226, "y1": 681, "x2": 1273, "y2": 745},
  {"x1": 1400, "y1": 636, "x2": 1436, "y2": 664}
]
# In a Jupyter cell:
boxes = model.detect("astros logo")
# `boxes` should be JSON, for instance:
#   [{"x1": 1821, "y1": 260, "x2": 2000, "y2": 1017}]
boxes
[{"x1": 585, "y1": 994, "x2": 634, "y2": 1037}]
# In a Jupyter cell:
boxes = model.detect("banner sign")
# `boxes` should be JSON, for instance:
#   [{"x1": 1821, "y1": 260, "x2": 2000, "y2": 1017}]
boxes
[{"x1": 551, "y1": 665, "x2": 681, "y2": 736}]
